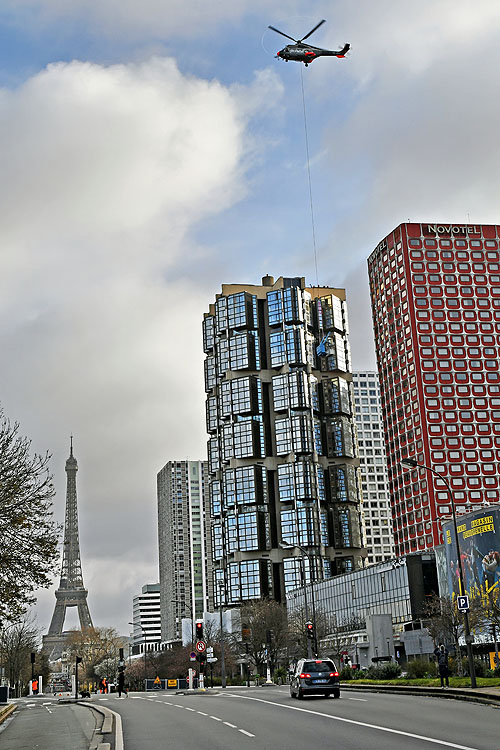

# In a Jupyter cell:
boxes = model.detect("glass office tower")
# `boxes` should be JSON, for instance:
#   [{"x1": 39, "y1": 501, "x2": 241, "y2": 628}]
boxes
[
  {"x1": 157, "y1": 460, "x2": 211, "y2": 642},
  {"x1": 353, "y1": 371, "x2": 395, "y2": 564},
  {"x1": 203, "y1": 275, "x2": 365, "y2": 607}
]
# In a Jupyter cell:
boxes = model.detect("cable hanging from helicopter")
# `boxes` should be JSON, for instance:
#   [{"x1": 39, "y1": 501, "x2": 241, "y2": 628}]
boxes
[{"x1": 268, "y1": 19, "x2": 349, "y2": 67}]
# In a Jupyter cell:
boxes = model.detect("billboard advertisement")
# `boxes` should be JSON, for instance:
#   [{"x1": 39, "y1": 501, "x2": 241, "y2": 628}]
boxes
[{"x1": 441, "y1": 505, "x2": 500, "y2": 603}]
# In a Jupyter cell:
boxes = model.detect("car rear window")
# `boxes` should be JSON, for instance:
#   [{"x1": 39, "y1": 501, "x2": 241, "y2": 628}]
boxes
[{"x1": 303, "y1": 661, "x2": 335, "y2": 673}]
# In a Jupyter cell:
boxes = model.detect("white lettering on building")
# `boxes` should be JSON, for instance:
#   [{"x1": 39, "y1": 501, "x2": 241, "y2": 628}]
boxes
[{"x1": 427, "y1": 224, "x2": 481, "y2": 235}]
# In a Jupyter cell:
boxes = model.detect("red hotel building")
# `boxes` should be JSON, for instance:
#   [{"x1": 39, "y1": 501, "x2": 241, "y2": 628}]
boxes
[{"x1": 368, "y1": 222, "x2": 500, "y2": 556}]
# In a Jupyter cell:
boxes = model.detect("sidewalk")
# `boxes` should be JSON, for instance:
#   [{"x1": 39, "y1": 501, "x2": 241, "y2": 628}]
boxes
[{"x1": 0, "y1": 700, "x2": 96, "y2": 749}]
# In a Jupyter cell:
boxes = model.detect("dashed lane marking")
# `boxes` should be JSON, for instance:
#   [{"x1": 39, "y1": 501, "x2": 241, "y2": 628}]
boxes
[
  {"x1": 210, "y1": 716, "x2": 222, "y2": 721},
  {"x1": 239, "y1": 729, "x2": 255, "y2": 737},
  {"x1": 224, "y1": 722, "x2": 237, "y2": 728}
]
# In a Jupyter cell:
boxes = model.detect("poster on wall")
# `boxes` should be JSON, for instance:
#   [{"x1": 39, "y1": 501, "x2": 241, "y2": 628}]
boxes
[{"x1": 441, "y1": 505, "x2": 500, "y2": 603}]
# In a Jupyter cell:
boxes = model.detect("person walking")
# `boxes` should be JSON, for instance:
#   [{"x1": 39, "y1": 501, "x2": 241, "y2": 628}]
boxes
[
  {"x1": 434, "y1": 644, "x2": 450, "y2": 688},
  {"x1": 117, "y1": 671, "x2": 127, "y2": 698}
]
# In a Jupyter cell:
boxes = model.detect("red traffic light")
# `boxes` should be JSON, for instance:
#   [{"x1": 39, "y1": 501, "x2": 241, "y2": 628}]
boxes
[{"x1": 195, "y1": 621, "x2": 204, "y2": 640}]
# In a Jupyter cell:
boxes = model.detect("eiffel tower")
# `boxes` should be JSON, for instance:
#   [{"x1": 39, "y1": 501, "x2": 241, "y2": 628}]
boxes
[{"x1": 43, "y1": 438, "x2": 93, "y2": 660}]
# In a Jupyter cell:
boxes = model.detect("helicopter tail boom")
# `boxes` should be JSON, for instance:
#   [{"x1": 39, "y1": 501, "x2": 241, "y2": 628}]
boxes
[{"x1": 323, "y1": 43, "x2": 350, "y2": 58}]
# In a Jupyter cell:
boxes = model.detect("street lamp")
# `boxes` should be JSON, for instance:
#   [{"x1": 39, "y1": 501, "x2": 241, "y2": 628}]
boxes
[
  {"x1": 279, "y1": 542, "x2": 318, "y2": 658},
  {"x1": 128, "y1": 622, "x2": 147, "y2": 690},
  {"x1": 218, "y1": 582, "x2": 227, "y2": 689},
  {"x1": 401, "y1": 457, "x2": 477, "y2": 688}
]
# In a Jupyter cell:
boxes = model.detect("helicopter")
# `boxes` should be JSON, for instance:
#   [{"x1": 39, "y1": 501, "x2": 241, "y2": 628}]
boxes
[{"x1": 268, "y1": 19, "x2": 349, "y2": 66}]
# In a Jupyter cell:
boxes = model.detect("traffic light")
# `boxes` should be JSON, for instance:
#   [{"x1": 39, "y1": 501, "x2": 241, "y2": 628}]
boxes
[
  {"x1": 198, "y1": 652, "x2": 206, "y2": 668},
  {"x1": 306, "y1": 621, "x2": 314, "y2": 639},
  {"x1": 30, "y1": 652, "x2": 36, "y2": 664},
  {"x1": 195, "y1": 621, "x2": 204, "y2": 640},
  {"x1": 266, "y1": 630, "x2": 274, "y2": 644},
  {"x1": 119, "y1": 647, "x2": 124, "y2": 660}
]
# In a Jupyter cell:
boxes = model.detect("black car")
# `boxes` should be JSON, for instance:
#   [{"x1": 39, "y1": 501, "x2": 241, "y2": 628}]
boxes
[{"x1": 290, "y1": 658, "x2": 340, "y2": 699}]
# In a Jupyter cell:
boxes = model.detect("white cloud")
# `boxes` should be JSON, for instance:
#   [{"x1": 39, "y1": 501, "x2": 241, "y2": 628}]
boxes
[
  {"x1": 0, "y1": 55, "x2": 283, "y2": 632},
  {"x1": 2, "y1": 0, "x2": 301, "y2": 39}
]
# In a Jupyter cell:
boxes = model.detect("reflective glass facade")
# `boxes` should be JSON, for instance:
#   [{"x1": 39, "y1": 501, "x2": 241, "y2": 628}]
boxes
[{"x1": 204, "y1": 276, "x2": 364, "y2": 607}]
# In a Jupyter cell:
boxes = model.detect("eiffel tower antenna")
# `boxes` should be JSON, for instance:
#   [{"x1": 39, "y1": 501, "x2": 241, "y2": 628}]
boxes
[{"x1": 43, "y1": 438, "x2": 93, "y2": 660}]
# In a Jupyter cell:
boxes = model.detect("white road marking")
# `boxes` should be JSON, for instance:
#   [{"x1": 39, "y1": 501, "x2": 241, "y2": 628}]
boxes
[
  {"x1": 45, "y1": 707, "x2": 53, "y2": 714},
  {"x1": 184, "y1": 707, "x2": 195, "y2": 711},
  {"x1": 197, "y1": 711, "x2": 208, "y2": 716},
  {"x1": 210, "y1": 716, "x2": 222, "y2": 721},
  {"x1": 42, "y1": 702, "x2": 52, "y2": 705},
  {"x1": 131, "y1": 696, "x2": 142, "y2": 699},
  {"x1": 225, "y1": 693, "x2": 482, "y2": 750},
  {"x1": 174, "y1": 704, "x2": 184, "y2": 708},
  {"x1": 239, "y1": 729, "x2": 255, "y2": 737},
  {"x1": 347, "y1": 697, "x2": 367, "y2": 701},
  {"x1": 224, "y1": 722, "x2": 237, "y2": 728}
]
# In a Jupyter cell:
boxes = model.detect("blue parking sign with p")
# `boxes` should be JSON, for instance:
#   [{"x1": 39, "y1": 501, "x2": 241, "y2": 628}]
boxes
[{"x1": 457, "y1": 595, "x2": 469, "y2": 611}]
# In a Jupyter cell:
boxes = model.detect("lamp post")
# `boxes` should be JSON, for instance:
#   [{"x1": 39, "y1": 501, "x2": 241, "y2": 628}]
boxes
[
  {"x1": 401, "y1": 457, "x2": 477, "y2": 688},
  {"x1": 218, "y1": 582, "x2": 227, "y2": 689},
  {"x1": 279, "y1": 542, "x2": 317, "y2": 658},
  {"x1": 128, "y1": 622, "x2": 147, "y2": 691}
]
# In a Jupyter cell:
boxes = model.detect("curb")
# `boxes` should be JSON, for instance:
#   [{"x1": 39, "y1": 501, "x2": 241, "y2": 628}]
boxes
[
  {"x1": 340, "y1": 683, "x2": 500, "y2": 707},
  {"x1": 0, "y1": 704, "x2": 16, "y2": 725},
  {"x1": 80, "y1": 701, "x2": 123, "y2": 750}
]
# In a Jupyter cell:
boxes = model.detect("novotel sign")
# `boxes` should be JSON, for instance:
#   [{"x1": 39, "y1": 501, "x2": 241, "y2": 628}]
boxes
[{"x1": 426, "y1": 224, "x2": 481, "y2": 235}]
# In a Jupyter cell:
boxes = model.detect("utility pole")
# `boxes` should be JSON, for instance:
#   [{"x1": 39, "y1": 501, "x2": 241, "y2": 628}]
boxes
[
  {"x1": 75, "y1": 657, "x2": 82, "y2": 700},
  {"x1": 219, "y1": 583, "x2": 226, "y2": 689}
]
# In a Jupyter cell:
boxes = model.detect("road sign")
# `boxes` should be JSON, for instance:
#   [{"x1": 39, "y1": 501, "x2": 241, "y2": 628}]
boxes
[
  {"x1": 457, "y1": 595, "x2": 470, "y2": 612},
  {"x1": 195, "y1": 640, "x2": 206, "y2": 653},
  {"x1": 207, "y1": 657, "x2": 218, "y2": 663}
]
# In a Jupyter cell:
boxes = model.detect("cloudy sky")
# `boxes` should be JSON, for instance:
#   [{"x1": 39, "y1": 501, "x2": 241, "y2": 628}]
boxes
[{"x1": 1, "y1": 0, "x2": 499, "y2": 636}]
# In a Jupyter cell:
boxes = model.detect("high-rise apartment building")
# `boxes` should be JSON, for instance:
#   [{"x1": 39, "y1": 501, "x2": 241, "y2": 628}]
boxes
[
  {"x1": 368, "y1": 222, "x2": 500, "y2": 555},
  {"x1": 157, "y1": 460, "x2": 211, "y2": 642},
  {"x1": 353, "y1": 372, "x2": 395, "y2": 564},
  {"x1": 203, "y1": 275, "x2": 364, "y2": 606},
  {"x1": 131, "y1": 583, "x2": 161, "y2": 654}
]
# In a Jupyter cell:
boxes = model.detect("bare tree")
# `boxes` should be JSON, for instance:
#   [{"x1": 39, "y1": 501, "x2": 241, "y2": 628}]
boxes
[
  {"x1": 423, "y1": 593, "x2": 485, "y2": 675},
  {"x1": 0, "y1": 409, "x2": 60, "y2": 622},
  {"x1": 66, "y1": 626, "x2": 125, "y2": 681},
  {"x1": 0, "y1": 613, "x2": 40, "y2": 696},
  {"x1": 237, "y1": 600, "x2": 289, "y2": 677}
]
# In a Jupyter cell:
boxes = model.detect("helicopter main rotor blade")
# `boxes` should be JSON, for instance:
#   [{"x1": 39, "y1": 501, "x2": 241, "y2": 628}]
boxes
[
  {"x1": 299, "y1": 19, "x2": 326, "y2": 42},
  {"x1": 268, "y1": 25, "x2": 298, "y2": 43}
]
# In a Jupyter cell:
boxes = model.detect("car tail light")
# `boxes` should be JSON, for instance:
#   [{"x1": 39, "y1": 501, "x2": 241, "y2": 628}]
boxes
[
  {"x1": 299, "y1": 673, "x2": 311, "y2": 679},
  {"x1": 330, "y1": 672, "x2": 339, "y2": 677}
]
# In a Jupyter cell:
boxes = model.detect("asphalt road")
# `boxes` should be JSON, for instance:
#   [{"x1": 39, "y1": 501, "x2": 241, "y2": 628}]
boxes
[
  {"x1": 94, "y1": 685, "x2": 500, "y2": 750},
  {"x1": 0, "y1": 696, "x2": 96, "y2": 750}
]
